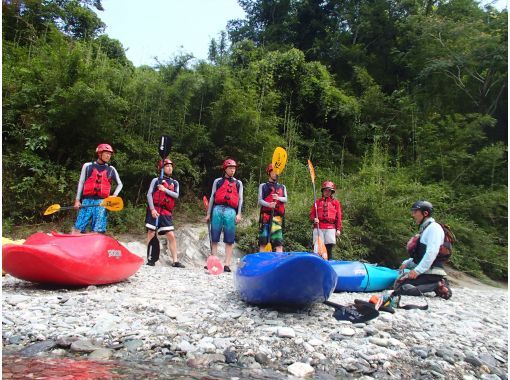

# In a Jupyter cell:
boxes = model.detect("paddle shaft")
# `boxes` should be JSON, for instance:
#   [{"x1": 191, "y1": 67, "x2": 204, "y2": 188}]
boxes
[
  {"x1": 202, "y1": 196, "x2": 213, "y2": 254},
  {"x1": 206, "y1": 220, "x2": 213, "y2": 254},
  {"x1": 264, "y1": 147, "x2": 287, "y2": 250},
  {"x1": 147, "y1": 167, "x2": 164, "y2": 263},
  {"x1": 152, "y1": 162, "x2": 166, "y2": 230},
  {"x1": 44, "y1": 196, "x2": 124, "y2": 215},
  {"x1": 265, "y1": 175, "x2": 279, "y2": 246},
  {"x1": 311, "y1": 180, "x2": 323, "y2": 253},
  {"x1": 147, "y1": 135, "x2": 172, "y2": 263},
  {"x1": 60, "y1": 204, "x2": 105, "y2": 211},
  {"x1": 323, "y1": 300, "x2": 345, "y2": 309}
]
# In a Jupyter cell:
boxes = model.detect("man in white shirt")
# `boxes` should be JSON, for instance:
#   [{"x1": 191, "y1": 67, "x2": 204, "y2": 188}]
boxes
[{"x1": 397, "y1": 200, "x2": 452, "y2": 299}]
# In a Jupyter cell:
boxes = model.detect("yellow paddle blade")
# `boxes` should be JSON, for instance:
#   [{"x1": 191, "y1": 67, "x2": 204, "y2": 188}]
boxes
[
  {"x1": 43, "y1": 204, "x2": 61, "y2": 215},
  {"x1": 263, "y1": 242, "x2": 272, "y2": 252},
  {"x1": 2, "y1": 237, "x2": 24, "y2": 245},
  {"x1": 307, "y1": 159, "x2": 316, "y2": 183},
  {"x1": 101, "y1": 196, "x2": 124, "y2": 211},
  {"x1": 272, "y1": 147, "x2": 287, "y2": 175}
]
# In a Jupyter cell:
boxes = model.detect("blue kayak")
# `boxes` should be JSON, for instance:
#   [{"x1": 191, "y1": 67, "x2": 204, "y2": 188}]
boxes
[
  {"x1": 235, "y1": 252, "x2": 337, "y2": 308},
  {"x1": 330, "y1": 261, "x2": 399, "y2": 292}
]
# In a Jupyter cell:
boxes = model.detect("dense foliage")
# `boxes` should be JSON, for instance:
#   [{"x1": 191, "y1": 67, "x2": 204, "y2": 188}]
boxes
[{"x1": 2, "y1": 0, "x2": 507, "y2": 279}]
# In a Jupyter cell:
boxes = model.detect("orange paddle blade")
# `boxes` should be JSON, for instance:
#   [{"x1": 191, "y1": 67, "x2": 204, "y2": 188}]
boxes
[
  {"x1": 202, "y1": 196, "x2": 209, "y2": 210},
  {"x1": 307, "y1": 159, "x2": 316, "y2": 183},
  {"x1": 317, "y1": 237, "x2": 328, "y2": 260}
]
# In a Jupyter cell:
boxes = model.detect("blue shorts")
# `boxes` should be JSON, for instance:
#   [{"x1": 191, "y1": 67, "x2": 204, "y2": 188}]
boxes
[
  {"x1": 74, "y1": 198, "x2": 108, "y2": 233},
  {"x1": 211, "y1": 205, "x2": 237, "y2": 244},
  {"x1": 145, "y1": 209, "x2": 174, "y2": 235}
]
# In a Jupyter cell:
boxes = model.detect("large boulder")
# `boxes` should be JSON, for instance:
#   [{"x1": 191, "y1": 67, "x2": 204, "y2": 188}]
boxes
[{"x1": 120, "y1": 224, "x2": 242, "y2": 268}]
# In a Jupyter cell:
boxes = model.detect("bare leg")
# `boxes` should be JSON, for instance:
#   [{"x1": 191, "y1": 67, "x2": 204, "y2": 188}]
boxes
[
  {"x1": 166, "y1": 231, "x2": 178, "y2": 263},
  {"x1": 211, "y1": 242, "x2": 218, "y2": 256},
  {"x1": 146, "y1": 230, "x2": 156, "y2": 244},
  {"x1": 225, "y1": 243, "x2": 233, "y2": 266},
  {"x1": 275, "y1": 246, "x2": 283, "y2": 253},
  {"x1": 71, "y1": 227, "x2": 82, "y2": 235}
]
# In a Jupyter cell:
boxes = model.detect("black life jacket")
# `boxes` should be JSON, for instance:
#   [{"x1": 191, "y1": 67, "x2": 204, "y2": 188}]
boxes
[{"x1": 407, "y1": 220, "x2": 454, "y2": 267}]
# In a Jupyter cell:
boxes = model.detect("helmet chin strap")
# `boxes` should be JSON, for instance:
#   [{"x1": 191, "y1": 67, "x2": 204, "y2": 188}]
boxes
[{"x1": 418, "y1": 216, "x2": 433, "y2": 231}]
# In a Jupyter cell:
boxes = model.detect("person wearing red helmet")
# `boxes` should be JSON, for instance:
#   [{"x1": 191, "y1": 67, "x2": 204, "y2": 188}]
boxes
[
  {"x1": 258, "y1": 163, "x2": 288, "y2": 252},
  {"x1": 309, "y1": 180, "x2": 342, "y2": 260},
  {"x1": 145, "y1": 158, "x2": 185, "y2": 268},
  {"x1": 204, "y1": 158, "x2": 244, "y2": 272},
  {"x1": 72, "y1": 144, "x2": 123, "y2": 234}
]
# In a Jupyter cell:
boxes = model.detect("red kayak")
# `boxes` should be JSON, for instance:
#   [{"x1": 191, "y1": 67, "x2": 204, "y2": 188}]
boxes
[{"x1": 2, "y1": 232, "x2": 143, "y2": 286}]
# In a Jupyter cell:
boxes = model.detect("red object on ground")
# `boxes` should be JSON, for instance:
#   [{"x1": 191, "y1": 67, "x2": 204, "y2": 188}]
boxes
[
  {"x1": 207, "y1": 255, "x2": 223, "y2": 275},
  {"x1": 2, "y1": 232, "x2": 143, "y2": 286}
]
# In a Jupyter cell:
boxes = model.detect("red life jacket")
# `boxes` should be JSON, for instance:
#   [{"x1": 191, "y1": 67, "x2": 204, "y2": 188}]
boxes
[
  {"x1": 260, "y1": 182, "x2": 285, "y2": 216},
  {"x1": 317, "y1": 197, "x2": 337, "y2": 224},
  {"x1": 83, "y1": 163, "x2": 113, "y2": 199},
  {"x1": 214, "y1": 177, "x2": 240, "y2": 210},
  {"x1": 152, "y1": 178, "x2": 176, "y2": 216}
]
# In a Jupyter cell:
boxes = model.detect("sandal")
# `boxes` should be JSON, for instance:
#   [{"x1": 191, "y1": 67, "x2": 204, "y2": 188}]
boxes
[{"x1": 435, "y1": 278, "x2": 452, "y2": 300}]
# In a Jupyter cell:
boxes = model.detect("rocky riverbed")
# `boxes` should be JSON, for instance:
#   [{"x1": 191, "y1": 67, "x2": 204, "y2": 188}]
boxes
[{"x1": 2, "y1": 233, "x2": 508, "y2": 379}]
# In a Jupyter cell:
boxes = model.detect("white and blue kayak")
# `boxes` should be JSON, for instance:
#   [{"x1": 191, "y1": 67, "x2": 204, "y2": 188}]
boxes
[
  {"x1": 235, "y1": 252, "x2": 337, "y2": 308},
  {"x1": 330, "y1": 261, "x2": 399, "y2": 292}
]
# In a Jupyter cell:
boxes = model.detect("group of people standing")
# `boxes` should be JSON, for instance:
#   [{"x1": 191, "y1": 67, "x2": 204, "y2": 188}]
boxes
[
  {"x1": 71, "y1": 144, "x2": 343, "y2": 269},
  {"x1": 71, "y1": 144, "x2": 451, "y2": 299}
]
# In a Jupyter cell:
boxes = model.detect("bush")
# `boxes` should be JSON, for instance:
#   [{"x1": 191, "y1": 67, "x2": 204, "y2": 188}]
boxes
[{"x1": 108, "y1": 203, "x2": 145, "y2": 234}]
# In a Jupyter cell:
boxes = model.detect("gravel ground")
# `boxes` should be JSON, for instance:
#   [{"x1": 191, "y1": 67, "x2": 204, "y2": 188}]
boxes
[{"x1": 2, "y1": 248, "x2": 508, "y2": 379}]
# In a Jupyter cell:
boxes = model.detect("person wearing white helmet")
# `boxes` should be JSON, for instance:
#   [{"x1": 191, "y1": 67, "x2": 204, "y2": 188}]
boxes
[
  {"x1": 72, "y1": 143, "x2": 123, "y2": 234},
  {"x1": 204, "y1": 158, "x2": 243, "y2": 272}
]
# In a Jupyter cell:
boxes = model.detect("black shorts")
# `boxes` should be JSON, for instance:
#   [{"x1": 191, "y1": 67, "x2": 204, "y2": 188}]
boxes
[{"x1": 145, "y1": 209, "x2": 174, "y2": 235}]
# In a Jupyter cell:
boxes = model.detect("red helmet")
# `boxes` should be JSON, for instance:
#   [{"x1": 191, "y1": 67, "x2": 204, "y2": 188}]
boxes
[
  {"x1": 158, "y1": 158, "x2": 173, "y2": 170},
  {"x1": 222, "y1": 159, "x2": 237, "y2": 170},
  {"x1": 321, "y1": 181, "x2": 336, "y2": 193},
  {"x1": 266, "y1": 163, "x2": 274, "y2": 174},
  {"x1": 96, "y1": 144, "x2": 114, "y2": 155}
]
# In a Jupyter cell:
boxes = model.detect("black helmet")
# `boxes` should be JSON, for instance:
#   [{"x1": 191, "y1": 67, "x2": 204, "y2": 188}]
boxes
[{"x1": 411, "y1": 200, "x2": 433, "y2": 216}]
